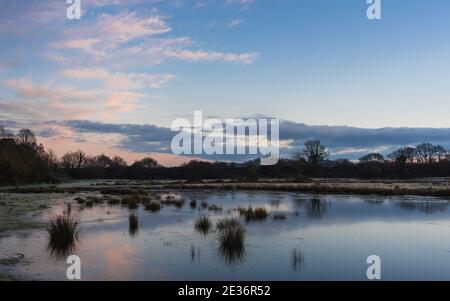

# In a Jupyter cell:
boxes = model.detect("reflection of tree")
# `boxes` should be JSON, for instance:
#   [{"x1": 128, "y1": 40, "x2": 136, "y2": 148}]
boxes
[
  {"x1": 395, "y1": 200, "x2": 450, "y2": 214},
  {"x1": 307, "y1": 197, "x2": 328, "y2": 218},
  {"x1": 291, "y1": 247, "x2": 305, "y2": 272},
  {"x1": 364, "y1": 199, "x2": 385, "y2": 206}
]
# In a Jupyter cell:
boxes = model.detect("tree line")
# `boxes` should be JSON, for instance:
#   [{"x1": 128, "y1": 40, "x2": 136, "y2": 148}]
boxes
[{"x1": 2, "y1": 127, "x2": 450, "y2": 185}]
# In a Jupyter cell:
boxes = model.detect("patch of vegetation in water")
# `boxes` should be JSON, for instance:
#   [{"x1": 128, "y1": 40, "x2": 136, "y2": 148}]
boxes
[
  {"x1": 0, "y1": 193, "x2": 63, "y2": 233},
  {"x1": 0, "y1": 271, "x2": 14, "y2": 281}
]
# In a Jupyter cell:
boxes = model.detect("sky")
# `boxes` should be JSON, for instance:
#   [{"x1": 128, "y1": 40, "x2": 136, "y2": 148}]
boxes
[{"x1": 1, "y1": 0, "x2": 450, "y2": 165}]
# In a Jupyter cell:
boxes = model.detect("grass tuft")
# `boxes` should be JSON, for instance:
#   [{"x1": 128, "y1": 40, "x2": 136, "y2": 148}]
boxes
[
  {"x1": 145, "y1": 201, "x2": 161, "y2": 212},
  {"x1": 236, "y1": 206, "x2": 268, "y2": 222},
  {"x1": 47, "y1": 215, "x2": 79, "y2": 259},
  {"x1": 217, "y1": 218, "x2": 246, "y2": 264}
]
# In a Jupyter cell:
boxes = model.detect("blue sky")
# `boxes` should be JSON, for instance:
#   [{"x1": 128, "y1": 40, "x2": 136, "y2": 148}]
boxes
[{"x1": 1, "y1": 0, "x2": 450, "y2": 164}]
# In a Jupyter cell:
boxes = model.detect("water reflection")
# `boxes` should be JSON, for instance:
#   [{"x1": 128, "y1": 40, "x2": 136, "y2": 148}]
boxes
[
  {"x1": 307, "y1": 197, "x2": 328, "y2": 218},
  {"x1": 190, "y1": 244, "x2": 201, "y2": 265},
  {"x1": 128, "y1": 213, "x2": 139, "y2": 237},
  {"x1": 395, "y1": 200, "x2": 450, "y2": 214},
  {"x1": 217, "y1": 220, "x2": 246, "y2": 265},
  {"x1": 47, "y1": 215, "x2": 80, "y2": 260},
  {"x1": 291, "y1": 247, "x2": 305, "y2": 272}
]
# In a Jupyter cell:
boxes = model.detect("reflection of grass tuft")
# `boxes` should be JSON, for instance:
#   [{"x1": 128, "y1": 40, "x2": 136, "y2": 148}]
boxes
[
  {"x1": 194, "y1": 216, "x2": 212, "y2": 235},
  {"x1": 128, "y1": 213, "x2": 139, "y2": 237},
  {"x1": 273, "y1": 214, "x2": 287, "y2": 221},
  {"x1": 217, "y1": 218, "x2": 246, "y2": 264},
  {"x1": 47, "y1": 215, "x2": 79, "y2": 259}
]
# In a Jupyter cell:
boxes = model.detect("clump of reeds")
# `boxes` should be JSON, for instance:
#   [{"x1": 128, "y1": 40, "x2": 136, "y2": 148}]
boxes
[
  {"x1": 162, "y1": 199, "x2": 185, "y2": 209},
  {"x1": 194, "y1": 216, "x2": 212, "y2": 235},
  {"x1": 47, "y1": 215, "x2": 79, "y2": 259},
  {"x1": 208, "y1": 205, "x2": 223, "y2": 212},
  {"x1": 145, "y1": 201, "x2": 161, "y2": 212},
  {"x1": 217, "y1": 218, "x2": 246, "y2": 264},
  {"x1": 190, "y1": 200, "x2": 197, "y2": 209},
  {"x1": 128, "y1": 214, "x2": 139, "y2": 237},
  {"x1": 107, "y1": 198, "x2": 121, "y2": 205},
  {"x1": 235, "y1": 206, "x2": 268, "y2": 222},
  {"x1": 74, "y1": 197, "x2": 86, "y2": 204},
  {"x1": 121, "y1": 195, "x2": 143, "y2": 209},
  {"x1": 273, "y1": 213, "x2": 287, "y2": 221}
]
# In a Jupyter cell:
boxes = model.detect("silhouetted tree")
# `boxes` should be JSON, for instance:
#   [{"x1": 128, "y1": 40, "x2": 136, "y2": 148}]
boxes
[
  {"x1": 414, "y1": 143, "x2": 444, "y2": 164},
  {"x1": 299, "y1": 140, "x2": 329, "y2": 167},
  {"x1": 74, "y1": 150, "x2": 87, "y2": 168},
  {"x1": 389, "y1": 147, "x2": 415, "y2": 165},
  {"x1": 359, "y1": 153, "x2": 385, "y2": 163},
  {"x1": 111, "y1": 156, "x2": 127, "y2": 168},
  {"x1": 133, "y1": 157, "x2": 159, "y2": 168},
  {"x1": 94, "y1": 154, "x2": 112, "y2": 169},
  {"x1": 16, "y1": 128, "x2": 36, "y2": 147}
]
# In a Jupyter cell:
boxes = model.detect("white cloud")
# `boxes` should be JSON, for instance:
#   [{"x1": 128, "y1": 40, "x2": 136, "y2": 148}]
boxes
[{"x1": 227, "y1": 18, "x2": 245, "y2": 28}]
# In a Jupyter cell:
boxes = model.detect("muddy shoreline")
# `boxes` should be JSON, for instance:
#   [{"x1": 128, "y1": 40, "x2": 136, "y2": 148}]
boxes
[{"x1": 1, "y1": 179, "x2": 450, "y2": 198}]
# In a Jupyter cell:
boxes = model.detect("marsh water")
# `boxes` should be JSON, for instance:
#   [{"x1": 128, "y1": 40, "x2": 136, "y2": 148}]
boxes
[{"x1": 2, "y1": 191, "x2": 450, "y2": 280}]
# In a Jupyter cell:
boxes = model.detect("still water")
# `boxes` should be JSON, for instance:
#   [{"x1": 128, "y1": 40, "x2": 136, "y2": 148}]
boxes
[{"x1": 2, "y1": 191, "x2": 450, "y2": 280}]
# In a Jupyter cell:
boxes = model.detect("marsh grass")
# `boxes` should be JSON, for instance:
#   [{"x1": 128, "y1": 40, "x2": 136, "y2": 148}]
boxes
[
  {"x1": 128, "y1": 214, "x2": 139, "y2": 237},
  {"x1": 74, "y1": 197, "x2": 86, "y2": 204},
  {"x1": 107, "y1": 198, "x2": 121, "y2": 205},
  {"x1": 217, "y1": 218, "x2": 246, "y2": 264},
  {"x1": 194, "y1": 216, "x2": 212, "y2": 235},
  {"x1": 208, "y1": 205, "x2": 223, "y2": 212},
  {"x1": 145, "y1": 201, "x2": 161, "y2": 212},
  {"x1": 162, "y1": 199, "x2": 185, "y2": 209},
  {"x1": 236, "y1": 206, "x2": 268, "y2": 222},
  {"x1": 190, "y1": 200, "x2": 197, "y2": 209},
  {"x1": 273, "y1": 213, "x2": 287, "y2": 221},
  {"x1": 121, "y1": 195, "x2": 146, "y2": 209},
  {"x1": 47, "y1": 215, "x2": 79, "y2": 259}
]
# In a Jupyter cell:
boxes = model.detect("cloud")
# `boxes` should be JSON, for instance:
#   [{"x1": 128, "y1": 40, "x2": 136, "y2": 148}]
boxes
[
  {"x1": 226, "y1": 0, "x2": 255, "y2": 9},
  {"x1": 227, "y1": 19, "x2": 245, "y2": 28},
  {"x1": 2, "y1": 78, "x2": 100, "y2": 120},
  {"x1": 50, "y1": 119, "x2": 450, "y2": 162},
  {"x1": 61, "y1": 67, "x2": 174, "y2": 90},
  {"x1": 61, "y1": 119, "x2": 175, "y2": 153},
  {"x1": 158, "y1": 49, "x2": 258, "y2": 64}
]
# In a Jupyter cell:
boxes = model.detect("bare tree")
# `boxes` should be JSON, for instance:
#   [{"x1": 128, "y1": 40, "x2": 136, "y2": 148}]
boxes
[
  {"x1": 61, "y1": 152, "x2": 78, "y2": 170},
  {"x1": 414, "y1": 143, "x2": 443, "y2": 164},
  {"x1": 16, "y1": 129, "x2": 36, "y2": 146},
  {"x1": 359, "y1": 153, "x2": 385, "y2": 163},
  {"x1": 44, "y1": 149, "x2": 59, "y2": 170},
  {"x1": 299, "y1": 140, "x2": 329, "y2": 167},
  {"x1": 111, "y1": 156, "x2": 128, "y2": 168},
  {"x1": 434, "y1": 145, "x2": 447, "y2": 162},
  {"x1": 133, "y1": 157, "x2": 159, "y2": 168},
  {"x1": 389, "y1": 147, "x2": 415, "y2": 165},
  {"x1": 74, "y1": 150, "x2": 87, "y2": 168},
  {"x1": 94, "y1": 154, "x2": 112, "y2": 168}
]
